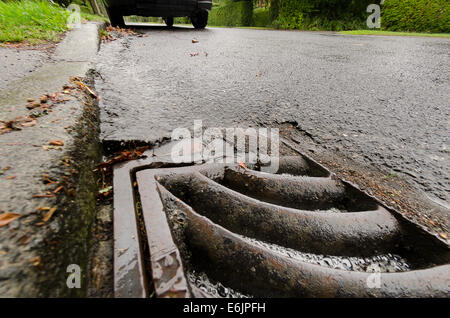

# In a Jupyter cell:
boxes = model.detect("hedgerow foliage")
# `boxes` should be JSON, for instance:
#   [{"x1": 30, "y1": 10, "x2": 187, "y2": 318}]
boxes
[
  {"x1": 382, "y1": 0, "x2": 450, "y2": 33},
  {"x1": 209, "y1": 0, "x2": 253, "y2": 27},
  {"x1": 271, "y1": 0, "x2": 373, "y2": 30}
]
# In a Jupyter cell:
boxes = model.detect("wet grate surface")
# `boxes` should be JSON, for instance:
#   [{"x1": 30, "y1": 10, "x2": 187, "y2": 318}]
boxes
[{"x1": 113, "y1": 142, "x2": 450, "y2": 298}]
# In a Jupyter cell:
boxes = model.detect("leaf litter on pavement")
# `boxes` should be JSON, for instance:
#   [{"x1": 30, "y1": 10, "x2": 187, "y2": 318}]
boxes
[
  {"x1": 97, "y1": 146, "x2": 150, "y2": 199},
  {"x1": 0, "y1": 212, "x2": 21, "y2": 227},
  {"x1": 0, "y1": 76, "x2": 96, "y2": 135},
  {"x1": 101, "y1": 26, "x2": 147, "y2": 43}
]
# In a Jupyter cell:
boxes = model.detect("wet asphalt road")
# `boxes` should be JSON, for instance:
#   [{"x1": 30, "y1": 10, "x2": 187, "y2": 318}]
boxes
[{"x1": 95, "y1": 25, "x2": 450, "y2": 202}]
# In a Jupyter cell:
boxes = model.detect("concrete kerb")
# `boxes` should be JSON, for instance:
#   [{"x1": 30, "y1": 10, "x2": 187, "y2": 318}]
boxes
[{"x1": 0, "y1": 22, "x2": 106, "y2": 297}]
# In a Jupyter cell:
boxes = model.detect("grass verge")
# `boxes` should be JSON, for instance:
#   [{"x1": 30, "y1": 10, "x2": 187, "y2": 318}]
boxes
[
  {"x1": 340, "y1": 30, "x2": 450, "y2": 38},
  {"x1": 0, "y1": 0, "x2": 69, "y2": 43},
  {"x1": 0, "y1": 0, "x2": 107, "y2": 43}
]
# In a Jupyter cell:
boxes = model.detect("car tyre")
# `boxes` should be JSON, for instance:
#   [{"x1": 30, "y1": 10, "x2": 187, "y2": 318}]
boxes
[
  {"x1": 163, "y1": 17, "x2": 174, "y2": 27},
  {"x1": 191, "y1": 10, "x2": 208, "y2": 29},
  {"x1": 107, "y1": 7, "x2": 125, "y2": 27}
]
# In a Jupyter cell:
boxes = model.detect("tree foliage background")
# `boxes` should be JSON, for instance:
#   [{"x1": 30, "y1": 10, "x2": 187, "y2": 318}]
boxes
[{"x1": 210, "y1": 0, "x2": 449, "y2": 32}]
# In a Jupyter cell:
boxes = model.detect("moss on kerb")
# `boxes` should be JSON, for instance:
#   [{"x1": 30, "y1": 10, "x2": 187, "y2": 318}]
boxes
[{"x1": 35, "y1": 71, "x2": 102, "y2": 297}]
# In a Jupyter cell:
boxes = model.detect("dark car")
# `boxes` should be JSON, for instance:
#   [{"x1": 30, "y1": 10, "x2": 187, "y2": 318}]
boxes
[{"x1": 105, "y1": 0, "x2": 212, "y2": 29}]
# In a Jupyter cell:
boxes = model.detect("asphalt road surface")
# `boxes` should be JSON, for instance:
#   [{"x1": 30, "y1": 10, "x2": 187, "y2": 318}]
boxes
[{"x1": 95, "y1": 24, "x2": 449, "y2": 204}]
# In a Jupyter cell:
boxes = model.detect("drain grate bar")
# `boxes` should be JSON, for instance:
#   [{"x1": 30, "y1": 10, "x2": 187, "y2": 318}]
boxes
[
  {"x1": 113, "y1": 140, "x2": 450, "y2": 298},
  {"x1": 157, "y1": 183, "x2": 449, "y2": 298},
  {"x1": 158, "y1": 171, "x2": 401, "y2": 256},
  {"x1": 113, "y1": 161, "x2": 147, "y2": 298}
]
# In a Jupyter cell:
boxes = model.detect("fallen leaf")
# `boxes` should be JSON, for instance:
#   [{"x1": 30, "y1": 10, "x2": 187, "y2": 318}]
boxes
[
  {"x1": 0, "y1": 212, "x2": 20, "y2": 227},
  {"x1": 29, "y1": 256, "x2": 41, "y2": 266},
  {"x1": 21, "y1": 119, "x2": 37, "y2": 127},
  {"x1": 42, "y1": 175, "x2": 56, "y2": 184},
  {"x1": 53, "y1": 185, "x2": 64, "y2": 194},
  {"x1": 238, "y1": 162, "x2": 247, "y2": 170},
  {"x1": 6, "y1": 176, "x2": 16, "y2": 180},
  {"x1": 74, "y1": 81, "x2": 98, "y2": 99},
  {"x1": 192, "y1": 39, "x2": 199, "y2": 43},
  {"x1": 42, "y1": 207, "x2": 57, "y2": 222},
  {"x1": 99, "y1": 186, "x2": 113, "y2": 194},
  {"x1": 49, "y1": 140, "x2": 64, "y2": 146},
  {"x1": 98, "y1": 146, "x2": 149, "y2": 171},
  {"x1": 26, "y1": 103, "x2": 39, "y2": 110},
  {"x1": 439, "y1": 233, "x2": 448, "y2": 239},
  {"x1": 36, "y1": 206, "x2": 51, "y2": 211},
  {"x1": 0, "y1": 119, "x2": 22, "y2": 131},
  {"x1": 19, "y1": 235, "x2": 30, "y2": 245},
  {"x1": 32, "y1": 194, "x2": 55, "y2": 198}
]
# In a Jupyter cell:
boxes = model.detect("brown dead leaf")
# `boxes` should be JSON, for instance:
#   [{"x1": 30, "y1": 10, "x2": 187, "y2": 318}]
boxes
[
  {"x1": 439, "y1": 233, "x2": 448, "y2": 239},
  {"x1": 49, "y1": 140, "x2": 64, "y2": 146},
  {"x1": 0, "y1": 212, "x2": 20, "y2": 227},
  {"x1": 29, "y1": 256, "x2": 41, "y2": 266},
  {"x1": 21, "y1": 119, "x2": 37, "y2": 127},
  {"x1": 42, "y1": 174, "x2": 56, "y2": 184},
  {"x1": 19, "y1": 235, "x2": 31, "y2": 245},
  {"x1": 26, "y1": 103, "x2": 39, "y2": 110},
  {"x1": 74, "y1": 80, "x2": 98, "y2": 99},
  {"x1": 6, "y1": 176, "x2": 16, "y2": 180},
  {"x1": 42, "y1": 207, "x2": 57, "y2": 222},
  {"x1": 238, "y1": 162, "x2": 247, "y2": 170},
  {"x1": 98, "y1": 146, "x2": 149, "y2": 171},
  {"x1": 53, "y1": 185, "x2": 64, "y2": 194},
  {"x1": 0, "y1": 119, "x2": 22, "y2": 131},
  {"x1": 192, "y1": 39, "x2": 199, "y2": 43},
  {"x1": 32, "y1": 194, "x2": 55, "y2": 198},
  {"x1": 36, "y1": 206, "x2": 51, "y2": 212}
]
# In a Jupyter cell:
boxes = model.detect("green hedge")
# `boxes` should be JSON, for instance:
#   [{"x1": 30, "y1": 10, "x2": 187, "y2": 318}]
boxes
[
  {"x1": 382, "y1": 0, "x2": 450, "y2": 33},
  {"x1": 271, "y1": 0, "x2": 372, "y2": 30},
  {"x1": 253, "y1": 7, "x2": 270, "y2": 27},
  {"x1": 209, "y1": 0, "x2": 253, "y2": 27}
]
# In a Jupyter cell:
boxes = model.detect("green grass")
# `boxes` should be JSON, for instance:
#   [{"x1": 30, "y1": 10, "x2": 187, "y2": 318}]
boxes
[
  {"x1": 81, "y1": 12, "x2": 109, "y2": 23},
  {"x1": 340, "y1": 30, "x2": 450, "y2": 38},
  {"x1": 0, "y1": 0, "x2": 107, "y2": 43},
  {"x1": 0, "y1": 0, "x2": 71, "y2": 43}
]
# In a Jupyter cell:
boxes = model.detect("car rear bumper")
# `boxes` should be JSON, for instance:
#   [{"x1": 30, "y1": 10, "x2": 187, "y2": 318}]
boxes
[
  {"x1": 197, "y1": 0, "x2": 212, "y2": 10},
  {"x1": 107, "y1": 0, "x2": 212, "y2": 17}
]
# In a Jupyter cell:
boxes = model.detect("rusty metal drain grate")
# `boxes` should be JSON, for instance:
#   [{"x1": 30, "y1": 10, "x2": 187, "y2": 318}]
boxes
[{"x1": 113, "y1": 140, "x2": 450, "y2": 298}]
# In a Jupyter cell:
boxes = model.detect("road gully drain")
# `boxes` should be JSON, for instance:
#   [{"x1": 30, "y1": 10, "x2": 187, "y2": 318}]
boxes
[{"x1": 113, "y1": 140, "x2": 449, "y2": 298}]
